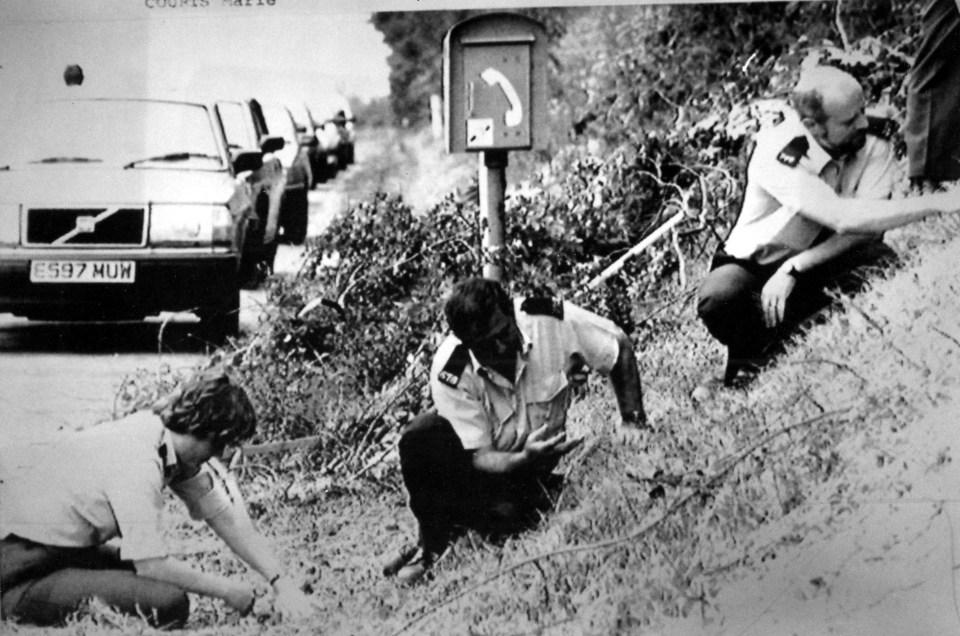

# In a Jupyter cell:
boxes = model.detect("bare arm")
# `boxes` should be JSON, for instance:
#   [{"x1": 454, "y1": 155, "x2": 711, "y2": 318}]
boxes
[
  {"x1": 608, "y1": 330, "x2": 647, "y2": 427},
  {"x1": 800, "y1": 191, "x2": 955, "y2": 235},
  {"x1": 204, "y1": 497, "x2": 316, "y2": 620},
  {"x1": 783, "y1": 231, "x2": 878, "y2": 273},
  {"x1": 134, "y1": 556, "x2": 253, "y2": 612},
  {"x1": 471, "y1": 425, "x2": 575, "y2": 475}
]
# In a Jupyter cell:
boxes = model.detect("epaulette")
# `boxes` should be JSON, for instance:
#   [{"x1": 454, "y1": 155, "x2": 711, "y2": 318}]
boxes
[
  {"x1": 437, "y1": 343, "x2": 470, "y2": 388},
  {"x1": 776, "y1": 135, "x2": 809, "y2": 167},
  {"x1": 520, "y1": 296, "x2": 564, "y2": 319},
  {"x1": 866, "y1": 115, "x2": 897, "y2": 140}
]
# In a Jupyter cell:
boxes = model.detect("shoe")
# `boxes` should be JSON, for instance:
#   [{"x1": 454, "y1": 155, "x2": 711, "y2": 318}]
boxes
[
  {"x1": 723, "y1": 362, "x2": 761, "y2": 388},
  {"x1": 722, "y1": 353, "x2": 762, "y2": 389},
  {"x1": 382, "y1": 544, "x2": 420, "y2": 578},
  {"x1": 396, "y1": 546, "x2": 438, "y2": 585}
]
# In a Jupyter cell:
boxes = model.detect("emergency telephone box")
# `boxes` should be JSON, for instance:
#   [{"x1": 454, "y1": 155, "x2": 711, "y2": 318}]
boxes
[{"x1": 444, "y1": 13, "x2": 548, "y2": 153}]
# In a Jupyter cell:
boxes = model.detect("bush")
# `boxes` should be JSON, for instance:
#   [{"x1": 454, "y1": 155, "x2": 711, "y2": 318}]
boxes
[{"x1": 167, "y1": 2, "x2": 924, "y2": 477}]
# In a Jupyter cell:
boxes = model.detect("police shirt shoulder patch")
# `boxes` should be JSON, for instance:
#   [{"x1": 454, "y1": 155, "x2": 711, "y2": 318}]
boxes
[
  {"x1": 437, "y1": 343, "x2": 470, "y2": 388},
  {"x1": 866, "y1": 115, "x2": 897, "y2": 140},
  {"x1": 776, "y1": 136, "x2": 809, "y2": 167},
  {"x1": 520, "y1": 296, "x2": 564, "y2": 319}
]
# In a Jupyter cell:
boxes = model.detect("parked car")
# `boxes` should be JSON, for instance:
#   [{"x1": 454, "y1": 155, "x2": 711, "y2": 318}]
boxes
[
  {"x1": 214, "y1": 97, "x2": 285, "y2": 286},
  {"x1": 288, "y1": 101, "x2": 339, "y2": 186},
  {"x1": 312, "y1": 94, "x2": 356, "y2": 168},
  {"x1": 261, "y1": 102, "x2": 314, "y2": 244},
  {"x1": 0, "y1": 97, "x2": 267, "y2": 342}
]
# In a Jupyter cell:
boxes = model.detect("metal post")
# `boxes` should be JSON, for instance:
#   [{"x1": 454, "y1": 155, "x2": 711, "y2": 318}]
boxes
[{"x1": 479, "y1": 150, "x2": 508, "y2": 282}]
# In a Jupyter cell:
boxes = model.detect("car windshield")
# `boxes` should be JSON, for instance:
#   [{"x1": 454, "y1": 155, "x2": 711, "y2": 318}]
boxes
[
  {"x1": 262, "y1": 104, "x2": 296, "y2": 144},
  {"x1": 0, "y1": 99, "x2": 225, "y2": 170}
]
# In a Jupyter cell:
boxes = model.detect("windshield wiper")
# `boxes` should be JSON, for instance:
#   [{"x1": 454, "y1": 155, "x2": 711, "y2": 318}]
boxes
[
  {"x1": 123, "y1": 152, "x2": 220, "y2": 169},
  {"x1": 28, "y1": 157, "x2": 102, "y2": 164}
]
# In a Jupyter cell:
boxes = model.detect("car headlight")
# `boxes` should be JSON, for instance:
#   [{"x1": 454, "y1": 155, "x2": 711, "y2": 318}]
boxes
[
  {"x1": 0, "y1": 204, "x2": 20, "y2": 245},
  {"x1": 149, "y1": 204, "x2": 233, "y2": 246}
]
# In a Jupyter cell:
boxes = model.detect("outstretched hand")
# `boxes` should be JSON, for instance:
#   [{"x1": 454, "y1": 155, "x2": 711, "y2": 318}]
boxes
[{"x1": 522, "y1": 427, "x2": 584, "y2": 469}]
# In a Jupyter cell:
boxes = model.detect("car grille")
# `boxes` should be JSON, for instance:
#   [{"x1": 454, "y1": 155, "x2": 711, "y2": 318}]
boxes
[{"x1": 24, "y1": 207, "x2": 146, "y2": 247}]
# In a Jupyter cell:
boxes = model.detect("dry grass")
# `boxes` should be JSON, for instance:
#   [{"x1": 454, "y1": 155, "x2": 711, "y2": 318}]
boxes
[{"x1": 8, "y1": 140, "x2": 960, "y2": 635}]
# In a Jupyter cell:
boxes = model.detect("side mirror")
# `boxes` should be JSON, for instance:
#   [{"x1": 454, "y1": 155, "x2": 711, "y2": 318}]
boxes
[
  {"x1": 232, "y1": 149, "x2": 263, "y2": 174},
  {"x1": 299, "y1": 133, "x2": 318, "y2": 148},
  {"x1": 259, "y1": 135, "x2": 285, "y2": 154}
]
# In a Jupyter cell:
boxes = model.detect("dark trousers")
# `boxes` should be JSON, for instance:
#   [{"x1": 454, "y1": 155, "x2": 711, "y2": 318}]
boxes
[
  {"x1": 399, "y1": 412, "x2": 558, "y2": 552},
  {"x1": 1, "y1": 536, "x2": 189, "y2": 629},
  {"x1": 697, "y1": 240, "x2": 897, "y2": 374},
  {"x1": 905, "y1": 0, "x2": 960, "y2": 181}
]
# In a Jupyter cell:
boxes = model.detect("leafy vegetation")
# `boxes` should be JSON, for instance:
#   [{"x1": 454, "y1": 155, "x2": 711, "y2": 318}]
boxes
[{"x1": 94, "y1": 2, "x2": 960, "y2": 634}]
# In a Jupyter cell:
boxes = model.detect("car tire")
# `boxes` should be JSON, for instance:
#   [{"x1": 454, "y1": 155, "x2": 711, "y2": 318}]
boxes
[
  {"x1": 196, "y1": 287, "x2": 240, "y2": 346},
  {"x1": 282, "y1": 188, "x2": 309, "y2": 245}
]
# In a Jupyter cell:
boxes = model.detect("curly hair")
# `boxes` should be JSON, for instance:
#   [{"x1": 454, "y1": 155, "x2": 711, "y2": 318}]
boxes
[
  {"x1": 159, "y1": 371, "x2": 256, "y2": 448},
  {"x1": 444, "y1": 277, "x2": 513, "y2": 343}
]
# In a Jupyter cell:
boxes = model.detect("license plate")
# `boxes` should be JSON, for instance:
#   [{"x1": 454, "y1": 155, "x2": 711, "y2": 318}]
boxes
[{"x1": 30, "y1": 260, "x2": 136, "y2": 283}]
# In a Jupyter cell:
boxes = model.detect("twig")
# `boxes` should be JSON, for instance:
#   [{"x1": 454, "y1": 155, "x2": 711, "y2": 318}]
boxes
[
  {"x1": 671, "y1": 226, "x2": 687, "y2": 289},
  {"x1": 392, "y1": 408, "x2": 851, "y2": 635},
  {"x1": 933, "y1": 326, "x2": 960, "y2": 349},
  {"x1": 835, "y1": 0, "x2": 851, "y2": 51},
  {"x1": 946, "y1": 506, "x2": 960, "y2": 627},
  {"x1": 350, "y1": 439, "x2": 399, "y2": 479},
  {"x1": 779, "y1": 357, "x2": 867, "y2": 384},
  {"x1": 585, "y1": 210, "x2": 688, "y2": 289},
  {"x1": 555, "y1": 436, "x2": 603, "y2": 510}
]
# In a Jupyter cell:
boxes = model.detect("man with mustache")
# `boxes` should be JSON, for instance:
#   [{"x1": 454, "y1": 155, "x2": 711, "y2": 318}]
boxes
[
  {"x1": 384, "y1": 277, "x2": 647, "y2": 584},
  {"x1": 697, "y1": 65, "x2": 960, "y2": 387}
]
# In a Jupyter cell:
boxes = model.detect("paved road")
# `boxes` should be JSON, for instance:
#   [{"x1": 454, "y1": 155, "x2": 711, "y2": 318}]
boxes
[{"x1": 0, "y1": 179, "x2": 347, "y2": 443}]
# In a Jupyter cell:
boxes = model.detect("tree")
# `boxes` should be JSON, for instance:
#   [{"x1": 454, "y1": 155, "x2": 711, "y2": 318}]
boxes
[{"x1": 370, "y1": 9, "x2": 575, "y2": 127}]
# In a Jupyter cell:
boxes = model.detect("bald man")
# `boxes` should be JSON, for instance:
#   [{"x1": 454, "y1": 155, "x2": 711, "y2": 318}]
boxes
[{"x1": 697, "y1": 66, "x2": 960, "y2": 387}]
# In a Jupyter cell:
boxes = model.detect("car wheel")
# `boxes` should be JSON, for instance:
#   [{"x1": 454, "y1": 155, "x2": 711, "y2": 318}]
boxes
[
  {"x1": 195, "y1": 287, "x2": 240, "y2": 346},
  {"x1": 282, "y1": 188, "x2": 309, "y2": 245}
]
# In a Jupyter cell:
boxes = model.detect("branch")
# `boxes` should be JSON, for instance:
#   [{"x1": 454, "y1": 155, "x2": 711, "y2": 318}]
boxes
[
  {"x1": 835, "y1": 0, "x2": 851, "y2": 51},
  {"x1": 392, "y1": 408, "x2": 852, "y2": 635},
  {"x1": 584, "y1": 209, "x2": 688, "y2": 289}
]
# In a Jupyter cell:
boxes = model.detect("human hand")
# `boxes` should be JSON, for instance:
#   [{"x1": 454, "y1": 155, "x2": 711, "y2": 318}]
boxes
[
  {"x1": 270, "y1": 578, "x2": 319, "y2": 622},
  {"x1": 223, "y1": 581, "x2": 256, "y2": 615},
  {"x1": 521, "y1": 425, "x2": 568, "y2": 464},
  {"x1": 761, "y1": 269, "x2": 796, "y2": 328},
  {"x1": 555, "y1": 436, "x2": 585, "y2": 456}
]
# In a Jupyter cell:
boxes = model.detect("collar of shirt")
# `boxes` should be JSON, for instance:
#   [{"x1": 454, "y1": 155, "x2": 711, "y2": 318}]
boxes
[{"x1": 465, "y1": 327, "x2": 533, "y2": 388}]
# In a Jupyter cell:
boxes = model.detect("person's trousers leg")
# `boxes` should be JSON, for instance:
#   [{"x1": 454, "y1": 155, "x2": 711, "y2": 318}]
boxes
[
  {"x1": 399, "y1": 411, "x2": 478, "y2": 552},
  {"x1": 785, "y1": 240, "x2": 899, "y2": 323},
  {"x1": 1, "y1": 537, "x2": 188, "y2": 629},
  {"x1": 697, "y1": 259, "x2": 773, "y2": 378}
]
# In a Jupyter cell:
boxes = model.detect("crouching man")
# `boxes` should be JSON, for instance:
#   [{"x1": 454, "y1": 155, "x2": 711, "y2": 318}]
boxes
[
  {"x1": 697, "y1": 65, "x2": 960, "y2": 387},
  {"x1": 0, "y1": 371, "x2": 316, "y2": 629},
  {"x1": 385, "y1": 277, "x2": 648, "y2": 584}
]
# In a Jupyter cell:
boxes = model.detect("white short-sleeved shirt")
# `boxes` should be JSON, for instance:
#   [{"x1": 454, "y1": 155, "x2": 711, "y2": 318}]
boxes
[
  {"x1": 723, "y1": 112, "x2": 897, "y2": 265},
  {"x1": 430, "y1": 298, "x2": 622, "y2": 451},
  {"x1": 0, "y1": 411, "x2": 237, "y2": 562}
]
